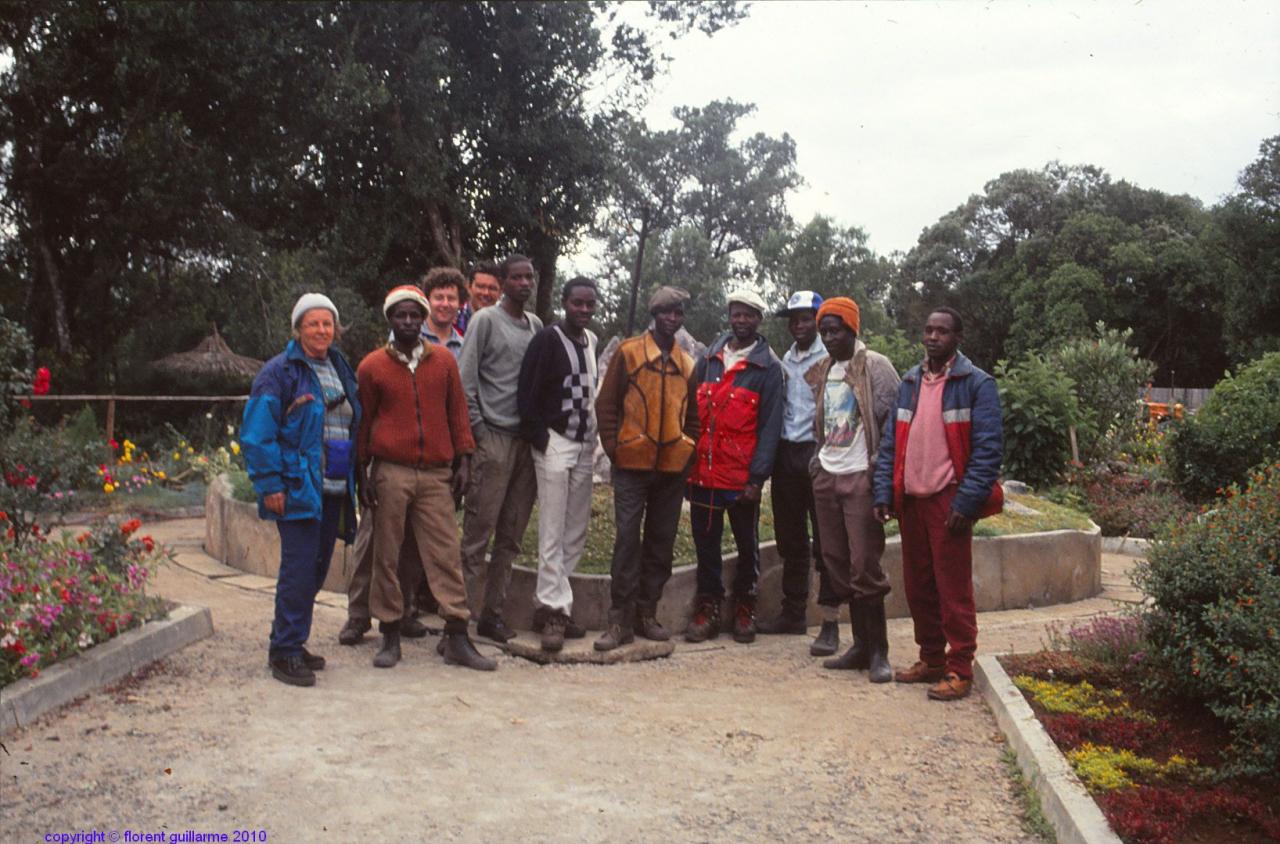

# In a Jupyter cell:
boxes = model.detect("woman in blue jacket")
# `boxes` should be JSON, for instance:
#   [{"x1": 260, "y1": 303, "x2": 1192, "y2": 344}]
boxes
[{"x1": 241, "y1": 293, "x2": 361, "y2": 687}]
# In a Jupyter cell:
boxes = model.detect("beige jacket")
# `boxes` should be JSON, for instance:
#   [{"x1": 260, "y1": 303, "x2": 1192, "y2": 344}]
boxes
[{"x1": 804, "y1": 340, "x2": 900, "y2": 473}]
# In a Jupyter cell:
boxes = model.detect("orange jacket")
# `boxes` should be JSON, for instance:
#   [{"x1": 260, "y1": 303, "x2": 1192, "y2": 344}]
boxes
[{"x1": 595, "y1": 332, "x2": 699, "y2": 473}]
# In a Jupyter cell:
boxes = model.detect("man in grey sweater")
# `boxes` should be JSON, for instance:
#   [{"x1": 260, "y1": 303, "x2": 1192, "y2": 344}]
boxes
[{"x1": 458, "y1": 254, "x2": 544, "y2": 641}]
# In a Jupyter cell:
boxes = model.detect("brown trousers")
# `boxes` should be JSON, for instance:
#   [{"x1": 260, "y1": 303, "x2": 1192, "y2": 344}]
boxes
[
  {"x1": 369, "y1": 460, "x2": 470, "y2": 624},
  {"x1": 346, "y1": 504, "x2": 421, "y2": 622},
  {"x1": 812, "y1": 467, "x2": 890, "y2": 601},
  {"x1": 459, "y1": 428, "x2": 538, "y2": 617}
]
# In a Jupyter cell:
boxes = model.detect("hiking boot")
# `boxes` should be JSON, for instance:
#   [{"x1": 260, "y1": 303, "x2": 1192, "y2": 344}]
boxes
[
  {"x1": 338, "y1": 617, "x2": 370, "y2": 646},
  {"x1": 809, "y1": 620, "x2": 840, "y2": 657},
  {"x1": 372, "y1": 621, "x2": 401, "y2": 668},
  {"x1": 269, "y1": 654, "x2": 316, "y2": 687},
  {"x1": 401, "y1": 616, "x2": 430, "y2": 639},
  {"x1": 533, "y1": 608, "x2": 585, "y2": 639},
  {"x1": 757, "y1": 609, "x2": 807, "y2": 635},
  {"x1": 731, "y1": 596, "x2": 757, "y2": 644},
  {"x1": 441, "y1": 621, "x2": 497, "y2": 671},
  {"x1": 541, "y1": 612, "x2": 568, "y2": 653},
  {"x1": 594, "y1": 610, "x2": 635, "y2": 652},
  {"x1": 860, "y1": 598, "x2": 892, "y2": 683},
  {"x1": 634, "y1": 607, "x2": 670, "y2": 642},
  {"x1": 927, "y1": 672, "x2": 972, "y2": 701},
  {"x1": 895, "y1": 660, "x2": 947, "y2": 684},
  {"x1": 684, "y1": 596, "x2": 721, "y2": 643},
  {"x1": 301, "y1": 648, "x2": 326, "y2": 671},
  {"x1": 476, "y1": 613, "x2": 515, "y2": 643}
]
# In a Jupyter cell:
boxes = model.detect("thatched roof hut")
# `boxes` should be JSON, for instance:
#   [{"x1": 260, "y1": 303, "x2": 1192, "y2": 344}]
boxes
[{"x1": 152, "y1": 327, "x2": 263, "y2": 384}]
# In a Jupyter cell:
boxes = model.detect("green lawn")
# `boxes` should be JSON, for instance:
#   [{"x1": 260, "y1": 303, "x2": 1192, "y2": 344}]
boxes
[{"x1": 513, "y1": 485, "x2": 1090, "y2": 575}]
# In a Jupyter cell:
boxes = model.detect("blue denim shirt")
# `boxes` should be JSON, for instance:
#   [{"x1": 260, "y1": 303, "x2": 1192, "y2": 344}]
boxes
[{"x1": 780, "y1": 338, "x2": 828, "y2": 443}]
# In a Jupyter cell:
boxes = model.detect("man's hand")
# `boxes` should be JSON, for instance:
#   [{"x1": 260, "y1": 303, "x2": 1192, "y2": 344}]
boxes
[
  {"x1": 740, "y1": 482, "x2": 762, "y2": 504},
  {"x1": 359, "y1": 461, "x2": 378, "y2": 509},
  {"x1": 263, "y1": 491, "x2": 286, "y2": 515},
  {"x1": 946, "y1": 509, "x2": 975, "y2": 535},
  {"x1": 873, "y1": 504, "x2": 893, "y2": 524},
  {"x1": 451, "y1": 455, "x2": 471, "y2": 507}
]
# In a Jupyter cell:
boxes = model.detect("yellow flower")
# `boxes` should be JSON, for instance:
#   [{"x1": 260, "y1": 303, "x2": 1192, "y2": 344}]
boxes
[
  {"x1": 103, "y1": 482, "x2": 114, "y2": 494},
  {"x1": 172, "y1": 451, "x2": 181, "y2": 460},
  {"x1": 230, "y1": 441, "x2": 241, "y2": 455},
  {"x1": 187, "y1": 446, "x2": 195, "y2": 454},
  {"x1": 155, "y1": 470, "x2": 166, "y2": 480}
]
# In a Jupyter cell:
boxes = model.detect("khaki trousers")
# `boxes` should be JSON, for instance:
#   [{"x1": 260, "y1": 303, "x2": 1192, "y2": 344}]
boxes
[
  {"x1": 369, "y1": 461, "x2": 470, "y2": 624},
  {"x1": 346, "y1": 504, "x2": 421, "y2": 622},
  {"x1": 460, "y1": 428, "x2": 538, "y2": 617},
  {"x1": 812, "y1": 467, "x2": 890, "y2": 601}
]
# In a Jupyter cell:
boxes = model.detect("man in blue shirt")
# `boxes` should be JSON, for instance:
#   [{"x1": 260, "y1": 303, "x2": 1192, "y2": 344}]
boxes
[{"x1": 757, "y1": 291, "x2": 843, "y2": 657}]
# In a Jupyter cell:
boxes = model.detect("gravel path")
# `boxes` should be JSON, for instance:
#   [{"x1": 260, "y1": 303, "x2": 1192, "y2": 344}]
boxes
[{"x1": 2, "y1": 519, "x2": 1138, "y2": 843}]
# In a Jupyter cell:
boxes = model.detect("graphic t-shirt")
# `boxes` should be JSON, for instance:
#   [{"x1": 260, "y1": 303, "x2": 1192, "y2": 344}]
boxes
[{"x1": 818, "y1": 361, "x2": 868, "y2": 474}]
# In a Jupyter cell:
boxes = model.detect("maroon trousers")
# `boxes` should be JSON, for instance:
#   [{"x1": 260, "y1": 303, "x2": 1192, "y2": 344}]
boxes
[{"x1": 900, "y1": 485, "x2": 977, "y2": 679}]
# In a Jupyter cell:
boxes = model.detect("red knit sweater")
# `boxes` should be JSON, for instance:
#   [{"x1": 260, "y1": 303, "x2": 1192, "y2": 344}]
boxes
[{"x1": 357, "y1": 343, "x2": 475, "y2": 466}]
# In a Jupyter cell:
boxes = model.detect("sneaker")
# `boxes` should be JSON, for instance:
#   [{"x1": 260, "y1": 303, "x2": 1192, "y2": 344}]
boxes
[
  {"x1": 270, "y1": 654, "x2": 316, "y2": 687},
  {"x1": 895, "y1": 660, "x2": 947, "y2": 684},
  {"x1": 927, "y1": 673, "x2": 973, "y2": 701},
  {"x1": 732, "y1": 598, "x2": 756, "y2": 644},
  {"x1": 476, "y1": 614, "x2": 515, "y2": 643},
  {"x1": 301, "y1": 648, "x2": 326, "y2": 671},
  {"x1": 541, "y1": 612, "x2": 567, "y2": 653},
  {"x1": 338, "y1": 617, "x2": 371, "y2": 646}
]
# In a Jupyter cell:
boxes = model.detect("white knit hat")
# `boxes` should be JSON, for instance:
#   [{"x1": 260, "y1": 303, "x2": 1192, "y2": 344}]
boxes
[
  {"x1": 291, "y1": 293, "x2": 339, "y2": 329},
  {"x1": 726, "y1": 288, "x2": 767, "y2": 315}
]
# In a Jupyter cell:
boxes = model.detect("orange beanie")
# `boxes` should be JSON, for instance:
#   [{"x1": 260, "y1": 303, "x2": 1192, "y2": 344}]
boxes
[{"x1": 817, "y1": 297, "x2": 860, "y2": 336}]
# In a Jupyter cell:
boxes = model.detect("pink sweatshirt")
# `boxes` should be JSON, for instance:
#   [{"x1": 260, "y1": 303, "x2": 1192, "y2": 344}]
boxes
[{"x1": 904, "y1": 373, "x2": 956, "y2": 497}]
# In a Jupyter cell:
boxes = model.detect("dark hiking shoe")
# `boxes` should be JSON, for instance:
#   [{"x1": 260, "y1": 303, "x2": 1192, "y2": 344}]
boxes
[
  {"x1": 809, "y1": 620, "x2": 840, "y2": 656},
  {"x1": 301, "y1": 648, "x2": 326, "y2": 671},
  {"x1": 533, "y1": 608, "x2": 585, "y2": 639},
  {"x1": 635, "y1": 611, "x2": 671, "y2": 642},
  {"x1": 270, "y1": 654, "x2": 316, "y2": 687},
  {"x1": 476, "y1": 614, "x2": 515, "y2": 643},
  {"x1": 442, "y1": 632, "x2": 498, "y2": 671},
  {"x1": 595, "y1": 609, "x2": 635, "y2": 651},
  {"x1": 541, "y1": 612, "x2": 567, "y2": 653},
  {"x1": 338, "y1": 617, "x2": 371, "y2": 646},
  {"x1": 684, "y1": 597, "x2": 720, "y2": 643},
  {"x1": 372, "y1": 623, "x2": 401, "y2": 669},
  {"x1": 731, "y1": 597, "x2": 757, "y2": 644}
]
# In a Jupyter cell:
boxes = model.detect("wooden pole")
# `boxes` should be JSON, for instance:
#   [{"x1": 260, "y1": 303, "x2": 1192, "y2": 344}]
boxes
[
  {"x1": 1068, "y1": 425, "x2": 1079, "y2": 465},
  {"x1": 105, "y1": 398, "x2": 116, "y2": 444},
  {"x1": 625, "y1": 206, "x2": 651, "y2": 336}
]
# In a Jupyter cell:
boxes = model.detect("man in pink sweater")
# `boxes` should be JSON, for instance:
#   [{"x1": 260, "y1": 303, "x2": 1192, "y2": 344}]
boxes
[{"x1": 356, "y1": 285, "x2": 495, "y2": 672}]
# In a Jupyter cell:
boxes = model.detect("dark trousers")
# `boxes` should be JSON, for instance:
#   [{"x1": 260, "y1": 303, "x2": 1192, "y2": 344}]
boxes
[
  {"x1": 812, "y1": 467, "x2": 889, "y2": 601},
  {"x1": 609, "y1": 468, "x2": 686, "y2": 613},
  {"x1": 900, "y1": 485, "x2": 977, "y2": 679},
  {"x1": 771, "y1": 440, "x2": 838, "y2": 614},
  {"x1": 270, "y1": 494, "x2": 343, "y2": 658},
  {"x1": 691, "y1": 493, "x2": 760, "y2": 599}
]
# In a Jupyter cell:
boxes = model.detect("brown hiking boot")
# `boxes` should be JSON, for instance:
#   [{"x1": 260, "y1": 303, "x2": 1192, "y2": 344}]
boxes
[
  {"x1": 541, "y1": 612, "x2": 567, "y2": 653},
  {"x1": 634, "y1": 607, "x2": 670, "y2": 641},
  {"x1": 684, "y1": 596, "x2": 720, "y2": 643},
  {"x1": 594, "y1": 610, "x2": 635, "y2": 652},
  {"x1": 894, "y1": 660, "x2": 946, "y2": 684},
  {"x1": 731, "y1": 596, "x2": 757, "y2": 644},
  {"x1": 927, "y1": 672, "x2": 972, "y2": 701}
]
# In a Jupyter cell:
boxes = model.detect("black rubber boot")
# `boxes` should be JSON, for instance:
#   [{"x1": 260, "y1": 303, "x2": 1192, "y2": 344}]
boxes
[
  {"x1": 441, "y1": 619, "x2": 497, "y2": 671},
  {"x1": 372, "y1": 620, "x2": 401, "y2": 668},
  {"x1": 862, "y1": 597, "x2": 892, "y2": 684},
  {"x1": 757, "y1": 607, "x2": 808, "y2": 635},
  {"x1": 809, "y1": 619, "x2": 840, "y2": 657},
  {"x1": 822, "y1": 600, "x2": 870, "y2": 670}
]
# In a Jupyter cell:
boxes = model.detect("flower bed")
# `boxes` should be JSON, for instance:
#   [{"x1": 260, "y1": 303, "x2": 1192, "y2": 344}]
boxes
[
  {"x1": 1, "y1": 516, "x2": 170, "y2": 686},
  {"x1": 1001, "y1": 638, "x2": 1280, "y2": 844}
]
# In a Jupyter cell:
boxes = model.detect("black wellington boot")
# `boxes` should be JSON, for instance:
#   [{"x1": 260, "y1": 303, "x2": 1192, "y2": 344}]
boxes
[
  {"x1": 441, "y1": 619, "x2": 497, "y2": 671},
  {"x1": 372, "y1": 620, "x2": 401, "y2": 668},
  {"x1": 822, "y1": 600, "x2": 870, "y2": 670},
  {"x1": 863, "y1": 597, "x2": 892, "y2": 683}
]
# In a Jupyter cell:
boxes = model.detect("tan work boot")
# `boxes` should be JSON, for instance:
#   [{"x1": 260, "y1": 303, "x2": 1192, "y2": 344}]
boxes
[
  {"x1": 927, "y1": 672, "x2": 972, "y2": 701},
  {"x1": 894, "y1": 660, "x2": 946, "y2": 684}
]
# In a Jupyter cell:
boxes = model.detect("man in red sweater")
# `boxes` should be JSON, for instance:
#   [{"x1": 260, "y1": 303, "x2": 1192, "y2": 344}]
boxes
[{"x1": 356, "y1": 285, "x2": 495, "y2": 671}]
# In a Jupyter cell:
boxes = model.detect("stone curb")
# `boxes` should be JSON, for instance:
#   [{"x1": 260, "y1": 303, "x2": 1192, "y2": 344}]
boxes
[
  {"x1": 1100, "y1": 536, "x2": 1151, "y2": 557},
  {"x1": 975, "y1": 654, "x2": 1121, "y2": 844},
  {"x1": 0, "y1": 604, "x2": 214, "y2": 735}
]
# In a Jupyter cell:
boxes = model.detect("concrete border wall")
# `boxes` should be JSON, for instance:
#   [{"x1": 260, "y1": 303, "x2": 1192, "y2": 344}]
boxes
[{"x1": 207, "y1": 479, "x2": 1101, "y2": 633}]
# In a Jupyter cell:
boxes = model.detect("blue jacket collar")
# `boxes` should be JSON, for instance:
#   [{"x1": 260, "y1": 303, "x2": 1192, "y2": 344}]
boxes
[{"x1": 903, "y1": 350, "x2": 974, "y2": 383}]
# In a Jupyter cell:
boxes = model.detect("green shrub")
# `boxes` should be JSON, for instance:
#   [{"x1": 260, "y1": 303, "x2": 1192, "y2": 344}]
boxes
[
  {"x1": 1049, "y1": 324, "x2": 1155, "y2": 463},
  {"x1": 1134, "y1": 462, "x2": 1280, "y2": 778},
  {"x1": 1165, "y1": 352, "x2": 1280, "y2": 502},
  {"x1": 0, "y1": 308, "x2": 33, "y2": 436},
  {"x1": 996, "y1": 353, "x2": 1086, "y2": 489},
  {"x1": 863, "y1": 328, "x2": 920, "y2": 376},
  {"x1": 0, "y1": 415, "x2": 111, "y2": 546}
]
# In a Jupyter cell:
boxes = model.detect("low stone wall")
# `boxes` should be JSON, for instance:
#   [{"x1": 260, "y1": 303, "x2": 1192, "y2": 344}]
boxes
[{"x1": 208, "y1": 478, "x2": 1102, "y2": 634}]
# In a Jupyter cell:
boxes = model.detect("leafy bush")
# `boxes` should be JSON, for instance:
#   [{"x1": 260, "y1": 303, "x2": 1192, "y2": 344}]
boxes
[
  {"x1": 1164, "y1": 351, "x2": 1280, "y2": 502},
  {"x1": 862, "y1": 328, "x2": 920, "y2": 376},
  {"x1": 1134, "y1": 462, "x2": 1280, "y2": 778},
  {"x1": 1, "y1": 516, "x2": 169, "y2": 685},
  {"x1": 1054, "y1": 463, "x2": 1193, "y2": 538},
  {"x1": 996, "y1": 353, "x2": 1085, "y2": 488},
  {"x1": 0, "y1": 415, "x2": 111, "y2": 546},
  {"x1": 1049, "y1": 324, "x2": 1155, "y2": 463},
  {"x1": 0, "y1": 308, "x2": 34, "y2": 436}
]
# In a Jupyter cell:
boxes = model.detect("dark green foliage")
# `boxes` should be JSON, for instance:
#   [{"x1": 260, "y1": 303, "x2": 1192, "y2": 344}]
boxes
[
  {"x1": 0, "y1": 309, "x2": 33, "y2": 435},
  {"x1": 996, "y1": 354, "x2": 1084, "y2": 489},
  {"x1": 1164, "y1": 352, "x2": 1280, "y2": 502},
  {"x1": 1135, "y1": 463, "x2": 1280, "y2": 778},
  {"x1": 1049, "y1": 324, "x2": 1156, "y2": 463}
]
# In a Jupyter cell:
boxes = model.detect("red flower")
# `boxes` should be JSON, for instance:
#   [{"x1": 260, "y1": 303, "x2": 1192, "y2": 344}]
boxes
[
  {"x1": 120, "y1": 518, "x2": 142, "y2": 537},
  {"x1": 141, "y1": 535, "x2": 155, "y2": 553},
  {"x1": 108, "y1": 439, "x2": 119, "y2": 451},
  {"x1": 7, "y1": 641, "x2": 25, "y2": 655},
  {"x1": 32, "y1": 367, "x2": 50, "y2": 396}
]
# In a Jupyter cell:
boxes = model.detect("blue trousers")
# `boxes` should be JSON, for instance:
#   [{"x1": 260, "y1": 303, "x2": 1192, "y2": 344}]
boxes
[
  {"x1": 691, "y1": 496, "x2": 760, "y2": 599},
  {"x1": 269, "y1": 495, "x2": 343, "y2": 658}
]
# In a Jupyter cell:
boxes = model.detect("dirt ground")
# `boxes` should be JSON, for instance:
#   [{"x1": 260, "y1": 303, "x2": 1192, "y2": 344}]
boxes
[{"x1": 1, "y1": 519, "x2": 1138, "y2": 843}]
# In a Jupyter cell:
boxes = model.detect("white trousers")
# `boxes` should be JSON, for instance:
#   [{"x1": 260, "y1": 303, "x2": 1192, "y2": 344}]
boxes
[{"x1": 532, "y1": 429, "x2": 596, "y2": 613}]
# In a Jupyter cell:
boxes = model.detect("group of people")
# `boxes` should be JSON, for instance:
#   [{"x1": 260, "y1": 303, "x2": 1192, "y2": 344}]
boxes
[{"x1": 241, "y1": 253, "x2": 1004, "y2": 704}]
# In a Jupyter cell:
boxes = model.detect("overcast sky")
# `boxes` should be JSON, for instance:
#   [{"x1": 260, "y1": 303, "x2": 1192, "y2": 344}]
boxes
[{"x1": 617, "y1": 0, "x2": 1280, "y2": 258}]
